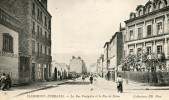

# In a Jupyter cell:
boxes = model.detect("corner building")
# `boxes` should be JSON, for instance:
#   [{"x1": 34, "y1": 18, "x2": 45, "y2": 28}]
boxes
[
  {"x1": 0, "y1": 0, "x2": 52, "y2": 84},
  {"x1": 0, "y1": 7, "x2": 21, "y2": 84},
  {"x1": 124, "y1": 0, "x2": 169, "y2": 72}
]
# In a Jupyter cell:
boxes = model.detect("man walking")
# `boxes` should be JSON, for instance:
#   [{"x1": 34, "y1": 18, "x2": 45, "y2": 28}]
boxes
[
  {"x1": 89, "y1": 75, "x2": 93, "y2": 84},
  {"x1": 0, "y1": 73, "x2": 6, "y2": 91},
  {"x1": 116, "y1": 74, "x2": 123, "y2": 93},
  {"x1": 6, "y1": 74, "x2": 12, "y2": 90}
]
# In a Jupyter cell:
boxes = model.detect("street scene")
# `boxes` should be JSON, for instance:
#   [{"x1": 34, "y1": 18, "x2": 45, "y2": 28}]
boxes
[
  {"x1": 1, "y1": 77, "x2": 169, "y2": 100},
  {"x1": 1, "y1": 0, "x2": 169, "y2": 100}
]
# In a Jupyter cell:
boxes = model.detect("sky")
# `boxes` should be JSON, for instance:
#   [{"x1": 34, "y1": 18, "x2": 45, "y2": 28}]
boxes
[{"x1": 48, "y1": 0, "x2": 148, "y2": 66}]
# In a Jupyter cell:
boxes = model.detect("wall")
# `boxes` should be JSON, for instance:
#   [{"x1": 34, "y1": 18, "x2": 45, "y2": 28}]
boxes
[
  {"x1": 69, "y1": 58, "x2": 83, "y2": 74},
  {"x1": 0, "y1": 24, "x2": 19, "y2": 84}
]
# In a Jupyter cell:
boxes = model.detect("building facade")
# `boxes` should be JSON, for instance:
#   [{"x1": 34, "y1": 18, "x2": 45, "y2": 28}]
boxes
[
  {"x1": 0, "y1": 0, "x2": 52, "y2": 83},
  {"x1": 69, "y1": 56, "x2": 87, "y2": 78},
  {"x1": 107, "y1": 32, "x2": 123, "y2": 81},
  {"x1": 103, "y1": 42, "x2": 109, "y2": 78},
  {"x1": 124, "y1": 0, "x2": 169, "y2": 72},
  {"x1": 51, "y1": 61, "x2": 69, "y2": 80},
  {"x1": 0, "y1": 7, "x2": 21, "y2": 84}
]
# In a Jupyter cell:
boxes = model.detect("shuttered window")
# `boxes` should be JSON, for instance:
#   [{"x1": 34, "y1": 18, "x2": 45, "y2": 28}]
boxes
[{"x1": 3, "y1": 33, "x2": 13, "y2": 53}]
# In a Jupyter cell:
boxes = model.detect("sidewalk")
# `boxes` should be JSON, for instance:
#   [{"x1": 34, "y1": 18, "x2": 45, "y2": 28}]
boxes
[
  {"x1": 93, "y1": 77, "x2": 169, "y2": 90},
  {"x1": 0, "y1": 79, "x2": 69, "y2": 99}
]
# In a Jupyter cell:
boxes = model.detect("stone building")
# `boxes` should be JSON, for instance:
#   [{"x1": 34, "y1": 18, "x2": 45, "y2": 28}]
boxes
[
  {"x1": 124, "y1": 0, "x2": 169, "y2": 72},
  {"x1": 0, "y1": 7, "x2": 21, "y2": 84},
  {"x1": 0, "y1": 0, "x2": 52, "y2": 83},
  {"x1": 69, "y1": 56, "x2": 87, "y2": 78},
  {"x1": 107, "y1": 32, "x2": 123, "y2": 81},
  {"x1": 103, "y1": 42, "x2": 109, "y2": 78},
  {"x1": 51, "y1": 61, "x2": 69, "y2": 80}
]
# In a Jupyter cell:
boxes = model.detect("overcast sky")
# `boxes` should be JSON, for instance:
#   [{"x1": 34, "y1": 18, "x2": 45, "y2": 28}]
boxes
[{"x1": 48, "y1": 0, "x2": 148, "y2": 65}]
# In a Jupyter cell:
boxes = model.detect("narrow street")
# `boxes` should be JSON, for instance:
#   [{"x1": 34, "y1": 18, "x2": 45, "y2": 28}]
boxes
[{"x1": 2, "y1": 77, "x2": 168, "y2": 100}]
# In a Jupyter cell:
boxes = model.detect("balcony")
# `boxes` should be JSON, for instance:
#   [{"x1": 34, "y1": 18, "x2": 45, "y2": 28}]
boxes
[{"x1": 35, "y1": 53, "x2": 52, "y2": 62}]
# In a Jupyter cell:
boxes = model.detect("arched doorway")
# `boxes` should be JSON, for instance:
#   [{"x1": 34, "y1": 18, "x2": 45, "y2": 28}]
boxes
[{"x1": 54, "y1": 67, "x2": 57, "y2": 81}]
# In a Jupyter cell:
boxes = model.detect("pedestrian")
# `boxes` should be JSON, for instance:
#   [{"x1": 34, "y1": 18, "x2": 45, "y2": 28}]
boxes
[
  {"x1": 89, "y1": 75, "x2": 93, "y2": 84},
  {"x1": 0, "y1": 73, "x2": 6, "y2": 91},
  {"x1": 60, "y1": 75, "x2": 62, "y2": 81},
  {"x1": 116, "y1": 74, "x2": 123, "y2": 93},
  {"x1": 5, "y1": 74, "x2": 12, "y2": 90},
  {"x1": 82, "y1": 75, "x2": 85, "y2": 81}
]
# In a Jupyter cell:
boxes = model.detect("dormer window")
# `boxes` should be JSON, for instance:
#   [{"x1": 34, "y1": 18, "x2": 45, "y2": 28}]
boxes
[
  {"x1": 139, "y1": 10, "x2": 142, "y2": 16},
  {"x1": 130, "y1": 12, "x2": 136, "y2": 19},
  {"x1": 148, "y1": 5, "x2": 151, "y2": 13},
  {"x1": 158, "y1": 1, "x2": 163, "y2": 9}
]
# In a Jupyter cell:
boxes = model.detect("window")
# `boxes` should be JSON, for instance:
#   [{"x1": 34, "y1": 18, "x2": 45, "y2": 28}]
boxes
[
  {"x1": 48, "y1": 48, "x2": 51, "y2": 55},
  {"x1": 40, "y1": 11, "x2": 42, "y2": 21},
  {"x1": 129, "y1": 30, "x2": 134, "y2": 40},
  {"x1": 138, "y1": 27, "x2": 142, "y2": 39},
  {"x1": 45, "y1": 47, "x2": 47, "y2": 55},
  {"x1": 45, "y1": 16, "x2": 47, "y2": 27},
  {"x1": 40, "y1": 44, "x2": 42, "y2": 55},
  {"x1": 147, "y1": 25, "x2": 152, "y2": 36},
  {"x1": 3, "y1": 33, "x2": 13, "y2": 53},
  {"x1": 147, "y1": 5, "x2": 151, "y2": 13},
  {"x1": 147, "y1": 47, "x2": 151, "y2": 55},
  {"x1": 32, "y1": 40, "x2": 35, "y2": 54},
  {"x1": 157, "y1": 45, "x2": 163, "y2": 54},
  {"x1": 137, "y1": 48, "x2": 142, "y2": 55},
  {"x1": 40, "y1": 28, "x2": 42, "y2": 37},
  {"x1": 48, "y1": 34, "x2": 51, "y2": 39},
  {"x1": 129, "y1": 49, "x2": 134, "y2": 55},
  {"x1": 158, "y1": 2, "x2": 163, "y2": 9},
  {"x1": 37, "y1": 8, "x2": 40, "y2": 18},
  {"x1": 32, "y1": 3, "x2": 35, "y2": 15},
  {"x1": 32, "y1": 21, "x2": 35, "y2": 31},
  {"x1": 37, "y1": 25, "x2": 40, "y2": 38},
  {"x1": 157, "y1": 22, "x2": 163, "y2": 34},
  {"x1": 48, "y1": 20, "x2": 51, "y2": 30},
  {"x1": 139, "y1": 10, "x2": 142, "y2": 16},
  {"x1": 38, "y1": 43, "x2": 40, "y2": 57}
]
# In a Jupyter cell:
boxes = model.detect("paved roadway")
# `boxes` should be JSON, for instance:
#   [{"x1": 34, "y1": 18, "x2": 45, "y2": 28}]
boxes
[{"x1": 8, "y1": 77, "x2": 169, "y2": 100}]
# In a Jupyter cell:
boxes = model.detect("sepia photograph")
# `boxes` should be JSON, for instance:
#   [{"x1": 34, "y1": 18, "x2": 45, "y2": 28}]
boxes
[{"x1": 0, "y1": 0, "x2": 169, "y2": 100}]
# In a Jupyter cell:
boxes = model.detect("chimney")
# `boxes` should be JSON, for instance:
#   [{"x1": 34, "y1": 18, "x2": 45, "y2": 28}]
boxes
[{"x1": 41, "y1": 0, "x2": 47, "y2": 9}]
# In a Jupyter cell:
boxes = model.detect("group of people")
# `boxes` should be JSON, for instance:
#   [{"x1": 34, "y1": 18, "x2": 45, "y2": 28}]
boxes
[
  {"x1": 0, "y1": 73, "x2": 12, "y2": 91},
  {"x1": 89, "y1": 74, "x2": 123, "y2": 93}
]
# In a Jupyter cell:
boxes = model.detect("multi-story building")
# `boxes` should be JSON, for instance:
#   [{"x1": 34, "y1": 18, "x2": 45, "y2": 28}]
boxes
[
  {"x1": 124, "y1": 0, "x2": 169, "y2": 72},
  {"x1": 0, "y1": 0, "x2": 52, "y2": 83},
  {"x1": 0, "y1": 7, "x2": 21, "y2": 84},
  {"x1": 103, "y1": 42, "x2": 109, "y2": 78},
  {"x1": 82, "y1": 60, "x2": 87, "y2": 75},
  {"x1": 108, "y1": 32, "x2": 123, "y2": 81},
  {"x1": 69, "y1": 56, "x2": 87, "y2": 78}
]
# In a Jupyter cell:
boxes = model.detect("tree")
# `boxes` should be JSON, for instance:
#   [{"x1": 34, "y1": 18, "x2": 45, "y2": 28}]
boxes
[{"x1": 120, "y1": 54, "x2": 138, "y2": 71}]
